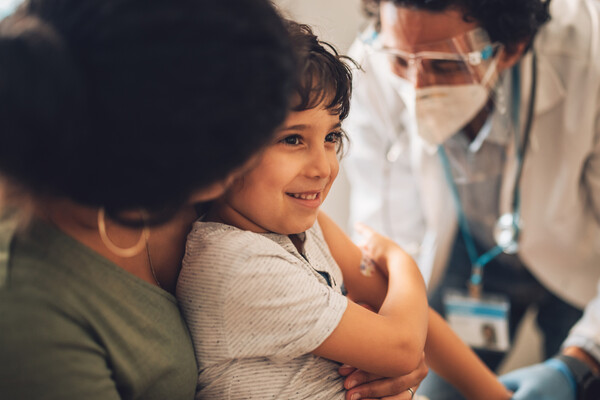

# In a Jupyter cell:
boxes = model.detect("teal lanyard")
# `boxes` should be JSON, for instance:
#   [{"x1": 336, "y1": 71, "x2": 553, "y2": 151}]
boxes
[{"x1": 438, "y1": 52, "x2": 537, "y2": 296}]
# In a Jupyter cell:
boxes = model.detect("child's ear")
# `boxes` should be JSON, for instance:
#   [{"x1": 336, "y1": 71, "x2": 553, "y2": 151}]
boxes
[
  {"x1": 187, "y1": 152, "x2": 261, "y2": 204},
  {"x1": 188, "y1": 181, "x2": 230, "y2": 203}
]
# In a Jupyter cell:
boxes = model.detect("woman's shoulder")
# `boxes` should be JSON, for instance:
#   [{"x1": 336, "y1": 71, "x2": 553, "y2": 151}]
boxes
[{"x1": 1, "y1": 217, "x2": 182, "y2": 331}]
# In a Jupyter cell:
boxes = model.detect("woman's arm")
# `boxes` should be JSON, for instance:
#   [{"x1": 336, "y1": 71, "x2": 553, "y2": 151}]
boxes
[
  {"x1": 314, "y1": 212, "x2": 429, "y2": 377},
  {"x1": 425, "y1": 308, "x2": 512, "y2": 400}
]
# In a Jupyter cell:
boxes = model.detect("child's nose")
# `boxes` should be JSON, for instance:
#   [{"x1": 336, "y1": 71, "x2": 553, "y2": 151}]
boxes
[{"x1": 306, "y1": 147, "x2": 331, "y2": 179}]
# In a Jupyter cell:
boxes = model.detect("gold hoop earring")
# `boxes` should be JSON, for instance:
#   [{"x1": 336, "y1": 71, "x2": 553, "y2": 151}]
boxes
[{"x1": 97, "y1": 207, "x2": 149, "y2": 258}]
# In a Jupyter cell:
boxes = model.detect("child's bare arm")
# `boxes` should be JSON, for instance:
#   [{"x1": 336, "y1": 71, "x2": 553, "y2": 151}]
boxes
[
  {"x1": 319, "y1": 212, "x2": 511, "y2": 399},
  {"x1": 314, "y1": 212, "x2": 428, "y2": 377},
  {"x1": 316, "y1": 212, "x2": 387, "y2": 309},
  {"x1": 425, "y1": 308, "x2": 512, "y2": 400}
]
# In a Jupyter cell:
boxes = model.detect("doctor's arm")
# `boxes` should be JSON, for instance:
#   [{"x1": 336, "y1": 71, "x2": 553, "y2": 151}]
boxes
[
  {"x1": 425, "y1": 308, "x2": 512, "y2": 400},
  {"x1": 500, "y1": 85, "x2": 600, "y2": 400},
  {"x1": 500, "y1": 284, "x2": 600, "y2": 400}
]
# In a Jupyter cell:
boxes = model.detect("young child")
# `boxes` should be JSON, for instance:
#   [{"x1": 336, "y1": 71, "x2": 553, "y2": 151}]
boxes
[{"x1": 176, "y1": 21, "x2": 512, "y2": 400}]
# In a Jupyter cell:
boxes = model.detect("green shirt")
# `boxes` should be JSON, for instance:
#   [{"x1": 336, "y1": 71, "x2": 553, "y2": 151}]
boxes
[{"x1": 0, "y1": 216, "x2": 197, "y2": 400}]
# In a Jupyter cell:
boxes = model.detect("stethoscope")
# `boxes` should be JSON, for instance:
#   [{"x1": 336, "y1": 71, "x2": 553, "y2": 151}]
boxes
[{"x1": 438, "y1": 50, "x2": 537, "y2": 297}]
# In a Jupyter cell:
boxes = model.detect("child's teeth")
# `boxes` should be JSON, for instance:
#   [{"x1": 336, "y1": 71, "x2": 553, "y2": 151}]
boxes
[{"x1": 293, "y1": 193, "x2": 317, "y2": 200}]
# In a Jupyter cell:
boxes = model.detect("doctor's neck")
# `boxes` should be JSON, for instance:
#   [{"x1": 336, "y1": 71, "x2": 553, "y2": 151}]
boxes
[{"x1": 463, "y1": 99, "x2": 494, "y2": 142}]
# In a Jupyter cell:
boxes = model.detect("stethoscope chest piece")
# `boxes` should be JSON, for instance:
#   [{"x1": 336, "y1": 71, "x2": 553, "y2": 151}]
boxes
[{"x1": 493, "y1": 213, "x2": 521, "y2": 254}]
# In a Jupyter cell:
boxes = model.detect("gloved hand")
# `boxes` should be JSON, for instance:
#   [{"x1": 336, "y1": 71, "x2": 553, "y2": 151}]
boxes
[{"x1": 499, "y1": 360, "x2": 576, "y2": 400}]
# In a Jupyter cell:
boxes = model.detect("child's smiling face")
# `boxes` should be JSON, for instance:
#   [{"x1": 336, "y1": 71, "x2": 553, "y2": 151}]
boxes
[{"x1": 214, "y1": 104, "x2": 342, "y2": 235}]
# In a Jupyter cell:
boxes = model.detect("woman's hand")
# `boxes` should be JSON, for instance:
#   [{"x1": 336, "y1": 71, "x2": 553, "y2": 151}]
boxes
[{"x1": 339, "y1": 353, "x2": 428, "y2": 400}]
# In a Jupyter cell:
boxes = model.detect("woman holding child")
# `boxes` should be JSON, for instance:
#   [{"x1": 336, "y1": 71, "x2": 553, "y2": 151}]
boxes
[
  {"x1": 0, "y1": 1, "x2": 509, "y2": 399},
  {"x1": 177, "y1": 20, "x2": 512, "y2": 400},
  {"x1": 0, "y1": 0, "x2": 294, "y2": 398}
]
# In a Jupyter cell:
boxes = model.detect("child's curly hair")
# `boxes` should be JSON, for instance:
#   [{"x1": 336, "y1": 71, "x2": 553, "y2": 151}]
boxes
[{"x1": 285, "y1": 20, "x2": 355, "y2": 154}]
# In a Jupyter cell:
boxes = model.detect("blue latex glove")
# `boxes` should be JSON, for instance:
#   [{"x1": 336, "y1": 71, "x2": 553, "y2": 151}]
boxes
[{"x1": 499, "y1": 360, "x2": 576, "y2": 400}]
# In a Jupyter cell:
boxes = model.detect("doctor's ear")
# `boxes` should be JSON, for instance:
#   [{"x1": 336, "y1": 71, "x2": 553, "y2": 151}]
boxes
[{"x1": 496, "y1": 39, "x2": 530, "y2": 72}]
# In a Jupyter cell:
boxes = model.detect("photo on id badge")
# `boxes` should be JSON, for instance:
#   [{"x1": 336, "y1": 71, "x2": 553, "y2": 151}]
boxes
[{"x1": 443, "y1": 289, "x2": 510, "y2": 352}]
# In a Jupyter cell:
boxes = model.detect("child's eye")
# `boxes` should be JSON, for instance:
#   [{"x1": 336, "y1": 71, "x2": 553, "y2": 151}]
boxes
[
  {"x1": 325, "y1": 131, "x2": 343, "y2": 143},
  {"x1": 280, "y1": 134, "x2": 302, "y2": 146}
]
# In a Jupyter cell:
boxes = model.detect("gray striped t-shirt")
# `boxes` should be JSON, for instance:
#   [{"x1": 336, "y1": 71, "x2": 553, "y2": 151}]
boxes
[{"x1": 177, "y1": 220, "x2": 348, "y2": 400}]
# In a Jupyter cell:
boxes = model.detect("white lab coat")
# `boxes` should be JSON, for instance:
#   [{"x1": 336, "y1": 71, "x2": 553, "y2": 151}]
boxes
[{"x1": 344, "y1": 0, "x2": 600, "y2": 358}]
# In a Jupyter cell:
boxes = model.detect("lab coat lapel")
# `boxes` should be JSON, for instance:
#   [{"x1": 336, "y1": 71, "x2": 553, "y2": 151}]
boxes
[
  {"x1": 499, "y1": 49, "x2": 566, "y2": 217},
  {"x1": 412, "y1": 139, "x2": 458, "y2": 289}
]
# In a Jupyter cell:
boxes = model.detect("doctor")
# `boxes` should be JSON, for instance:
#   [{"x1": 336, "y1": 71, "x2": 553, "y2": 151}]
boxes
[{"x1": 344, "y1": 0, "x2": 600, "y2": 399}]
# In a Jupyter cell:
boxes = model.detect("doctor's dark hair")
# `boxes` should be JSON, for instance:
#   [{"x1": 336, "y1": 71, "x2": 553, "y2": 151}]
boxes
[
  {"x1": 362, "y1": 0, "x2": 551, "y2": 49},
  {"x1": 0, "y1": 0, "x2": 295, "y2": 223},
  {"x1": 285, "y1": 20, "x2": 354, "y2": 154}
]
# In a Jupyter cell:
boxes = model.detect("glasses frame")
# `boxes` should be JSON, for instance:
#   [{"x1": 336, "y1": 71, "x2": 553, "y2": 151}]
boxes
[
  {"x1": 360, "y1": 27, "x2": 502, "y2": 85},
  {"x1": 366, "y1": 40, "x2": 497, "y2": 67}
]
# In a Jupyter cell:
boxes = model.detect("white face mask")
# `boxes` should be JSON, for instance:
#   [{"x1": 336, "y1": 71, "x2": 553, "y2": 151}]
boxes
[
  {"x1": 411, "y1": 84, "x2": 489, "y2": 146},
  {"x1": 389, "y1": 60, "x2": 498, "y2": 146}
]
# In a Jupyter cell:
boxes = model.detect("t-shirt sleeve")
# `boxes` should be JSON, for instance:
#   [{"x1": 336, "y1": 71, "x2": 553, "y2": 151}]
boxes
[
  {"x1": 0, "y1": 293, "x2": 121, "y2": 400},
  {"x1": 223, "y1": 253, "x2": 348, "y2": 363}
]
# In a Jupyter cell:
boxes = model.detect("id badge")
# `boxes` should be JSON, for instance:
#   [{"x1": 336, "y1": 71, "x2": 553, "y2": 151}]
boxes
[{"x1": 443, "y1": 289, "x2": 510, "y2": 352}]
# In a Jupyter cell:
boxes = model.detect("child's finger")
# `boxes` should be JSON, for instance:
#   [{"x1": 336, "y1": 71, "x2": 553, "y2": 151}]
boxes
[{"x1": 338, "y1": 364, "x2": 356, "y2": 377}]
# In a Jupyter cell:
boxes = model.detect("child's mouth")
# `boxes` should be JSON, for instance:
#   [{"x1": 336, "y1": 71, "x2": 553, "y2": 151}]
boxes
[{"x1": 287, "y1": 192, "x2": 320, "y2": 201}]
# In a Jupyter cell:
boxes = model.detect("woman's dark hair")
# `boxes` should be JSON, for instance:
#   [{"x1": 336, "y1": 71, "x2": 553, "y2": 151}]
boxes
[
  {"x1": 362, "y1": 0, "x2": 551, "y2": 49},
  {"x1": 285, "y1": 20, "x2": 354, "y2": 154},
  {"x1": 0, "y1": 0, "x2": 296, "y2": 223}
]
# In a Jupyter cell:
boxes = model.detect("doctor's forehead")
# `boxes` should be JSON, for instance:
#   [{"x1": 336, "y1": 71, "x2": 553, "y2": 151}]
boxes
[{"x1": 379, "y1": 2, "x2": 480, "y2": 49}]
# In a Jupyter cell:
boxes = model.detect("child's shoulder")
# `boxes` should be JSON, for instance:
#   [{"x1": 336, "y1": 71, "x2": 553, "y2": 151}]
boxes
[{"x1": 185, "y1": 220, "x2": 286, "y2": 259}]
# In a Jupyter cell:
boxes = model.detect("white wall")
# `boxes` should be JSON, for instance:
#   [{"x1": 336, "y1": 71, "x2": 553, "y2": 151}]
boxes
[
  {"x1": 273, "y1": 0, "x2": 364, "y2": 53},
  {"x1": 0, "y1": 0, "x2": 22, "y2": 18}
]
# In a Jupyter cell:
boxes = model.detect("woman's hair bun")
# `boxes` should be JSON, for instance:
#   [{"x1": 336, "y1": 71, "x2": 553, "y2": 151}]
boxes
[{"x1": 0, "y1": 11, "x2": 87, "y2": 198}]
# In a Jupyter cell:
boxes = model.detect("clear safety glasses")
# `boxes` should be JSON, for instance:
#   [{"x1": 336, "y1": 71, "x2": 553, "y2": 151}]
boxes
[{"x1": 361, "y1": 27, "x2": 502, "y2": 87}]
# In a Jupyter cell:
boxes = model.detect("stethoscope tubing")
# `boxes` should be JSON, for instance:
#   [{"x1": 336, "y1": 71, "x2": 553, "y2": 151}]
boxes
[{"x1": 438, "y1": 50, "x2": 537, "y2": 285}]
